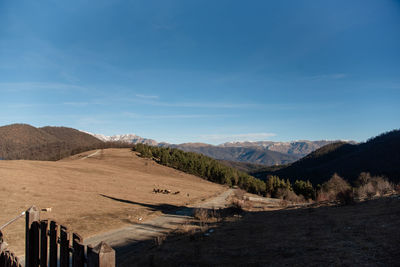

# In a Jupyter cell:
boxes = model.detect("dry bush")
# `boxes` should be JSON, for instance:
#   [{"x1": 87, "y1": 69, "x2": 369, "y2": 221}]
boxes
[
  {"x1": 275, "y1": 188, "x2": 305, "y2": 203},
  {"x1": 193, "y1": 208, "x2": 220, "y2": 223},
  {"x1": 336, "y1": 189, "x2": 355, "y2": 205},
  {"x1": 194, "y1": 208, "x2": 210, "y2": 222},
  {"x1": 395, "y1": 184, "x2": 400, "y2": 194},
  {"x1": 317, "y1": 174, "x2": 353, "y2": 204},
  {"x1": 233, "y1": 189, "x2": 246, "y2": 200},
  {"x1": 154, "y1": 235, "x2": 166, "y2": 247},
  {"x1": 355, "y1": 174, "x2": 394, "y2": 199},
  {"x1": 176, "y1": 221, "x2": 196, "y2": 235}
]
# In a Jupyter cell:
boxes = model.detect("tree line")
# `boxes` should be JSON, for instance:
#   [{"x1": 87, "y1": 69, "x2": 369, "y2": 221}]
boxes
[{"x1": 133, "y1": 144, "x2": 316, "y2": 199}]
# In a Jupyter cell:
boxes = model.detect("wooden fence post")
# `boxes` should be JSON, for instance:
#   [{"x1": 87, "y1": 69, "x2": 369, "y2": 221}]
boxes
[
  {"x1": 87, "y1": 242, "x2": 115, "y2": 267},
  {"x1": 48, "y1": 221, "x2": 58, "y2": 267},
  {"x1": 72, "y1": 233, "x2": 84, "y2": 267},
  {"x1": 59, "y1": 226, "x2": 70, "y2": 267},
  {"x1": 40, "y1": 221, "x2": 48, "y2": 267},
  {"x1": 25, "y1": 206, "x2": 40, "y2": 267}
]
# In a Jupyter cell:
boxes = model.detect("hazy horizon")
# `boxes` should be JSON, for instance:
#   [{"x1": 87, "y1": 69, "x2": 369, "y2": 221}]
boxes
[{"x1": 1, "y1": 0, "x2": 399, "y2": 144}]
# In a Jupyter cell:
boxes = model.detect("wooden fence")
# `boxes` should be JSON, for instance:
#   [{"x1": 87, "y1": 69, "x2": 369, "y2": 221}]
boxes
[
  {"x1": 0, "y1": 230, "x2": 22, "y2": 267},
  {"x1": 1, "y1": 206, "x2": 115, "y2": 267}
]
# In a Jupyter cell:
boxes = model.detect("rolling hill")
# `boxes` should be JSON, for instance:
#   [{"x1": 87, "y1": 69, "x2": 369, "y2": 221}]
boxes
[
  {"x1": 0, "y1": 124, "x2": 103, "y2": 160},
  {"x1": 0, "y1": 148, "x2": 225, "y2": 255},
  {"x1": 252, "y1": 130, "x2": 400, "y2": 185}
]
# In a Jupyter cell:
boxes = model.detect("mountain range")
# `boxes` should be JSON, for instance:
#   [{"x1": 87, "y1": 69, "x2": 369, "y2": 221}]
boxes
[
  {"x1": 252, "y1": 129, "x2": 400, "y2": 184},
  {"x1": 86, "y1": 132, "x2": 340, "y2": 166},
  {"x1": 1, "y1": 123, "x2": 398, "y2": 185}
]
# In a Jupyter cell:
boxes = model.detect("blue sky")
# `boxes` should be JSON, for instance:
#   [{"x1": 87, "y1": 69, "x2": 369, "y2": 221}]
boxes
[{"x1": 1, "y1": 0, "x2": 399, "y2": 144}]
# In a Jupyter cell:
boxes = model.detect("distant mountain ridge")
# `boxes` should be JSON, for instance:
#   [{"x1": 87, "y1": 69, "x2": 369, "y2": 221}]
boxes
[
  {"x1": 88, "y1": 131, "x2": 342, "y2": 166},
  {"x1": 90, "y1": 133, "x2": 158, "y2": 146},
  {"x1": 252, "y1": 129, "x2": 400, "y2": 184},
  {"x1": 218, "y1": 140, "x2": 340, "y2": 157}
]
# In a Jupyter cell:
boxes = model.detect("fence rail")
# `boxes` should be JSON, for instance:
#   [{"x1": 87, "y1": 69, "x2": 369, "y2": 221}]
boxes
[{"x1": 1, "y1": 206, "x2": 115, "y2": 267}]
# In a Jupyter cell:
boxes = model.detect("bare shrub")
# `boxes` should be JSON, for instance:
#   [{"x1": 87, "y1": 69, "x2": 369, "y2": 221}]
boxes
[
  {"x1": 233, "y1": 189, "x2": 246, "y2": 200},
  {"x1": 375, "y1": 177, "x2": 393, "y2": 196},
  {"x1": 355, "y1": 173, "x2": 394, "y2": 199},
  {"x1": 275, "y1": 188, "x2": 304, "y2": 203},
  {"x1": 396, "y1": 184, "x2": 400, "y2": 194},
  {"x1": 230, "y1": 200, "x2": 245, "y2": 213},
  {"x1": 336, "y1": 189, "x2": 355, "y2": 205},
  {"x1": 193, "y1": 208, "x2": 209, "y2": 222},
  {"x1": 154, "y1": 235, "x2": 166, "y2": 247},
  {"x1": 356, "y1": 183, "x2": 376, "y2": 199},
  {"x1": 317, "y1": 174, "x2": 353, "y2": 204}
]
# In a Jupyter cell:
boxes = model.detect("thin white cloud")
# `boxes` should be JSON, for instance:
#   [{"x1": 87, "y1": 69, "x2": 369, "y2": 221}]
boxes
[
  {"x1": 127, "y1": 98, "x2": 259, "y2": 109},
  {"x1": 135, "y1": 94, "x2": 160, "y2": 99},
  {"x1": 123, "y1": 112, "x2": 233, "y2": 120},
  {"x1": 308, "y1": 73, "x2": 347, "y2": 80},
  {"x1": 0, "y1": 82, "x2": 87, "y2": 92},
  {"x1": 63, "y1": 102, "x2": 90, "y2": 107}
]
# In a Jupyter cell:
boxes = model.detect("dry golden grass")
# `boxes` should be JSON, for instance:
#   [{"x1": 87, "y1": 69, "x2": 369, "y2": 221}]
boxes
[{"x1": 0, "y1": 148, "x2": 225, "y2": 255}]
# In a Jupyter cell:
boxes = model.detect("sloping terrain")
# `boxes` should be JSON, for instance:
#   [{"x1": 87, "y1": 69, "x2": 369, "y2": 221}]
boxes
[
  {"x1": 0, "y1": 124, "x2": 103, "y2": 160},
  {"x1": 131, "y1": 196, "x2": 400, "y2": 266},
  {"x1": 218, "y1": 160, "x2": 268, "y2": 173},
  {"x1": 0, "y1": 148, "x2": 225, "y2": 255},
  {"x1": 253, "y1": 130, "x2": 400, "y2": 185}
]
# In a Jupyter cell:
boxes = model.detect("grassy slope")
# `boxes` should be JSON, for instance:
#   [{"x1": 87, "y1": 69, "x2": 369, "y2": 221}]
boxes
[
  {"x1": 129, "y1": 196, "x2": 400, "y2": 266},
  {"x1": 0, "y1": 148, "x2": 225, "y2": 255}
]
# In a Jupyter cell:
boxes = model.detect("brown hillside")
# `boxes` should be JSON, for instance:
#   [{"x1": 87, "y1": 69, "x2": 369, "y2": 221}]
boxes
[
  {"x1": 0, "y1": 124, "x2": 59, "y2": 159},
  {"x1": 0, "y1": 148, "x2": 225, "y2": 256},
  {"x1": 0, "y1": 124, "x2": 103, "y2": 160},
  {"x1": 40, "y1": 126, "x2": 102, "y2": 148}
]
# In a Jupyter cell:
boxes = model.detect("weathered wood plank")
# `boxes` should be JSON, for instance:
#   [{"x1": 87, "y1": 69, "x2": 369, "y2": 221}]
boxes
[
  {"x1": 59, "y1": 226, "x2": 70, "y2": 267},
  {"x1": 87, "y1": 242, "x2": 115, "y2": 267},
  {"x1": 25, "y1": 206, "x2": 40, "y2": 267},
  {"x1": 0, "y1": 251, "x2": 5, "y2": 267},
  {"x1": 72, "y1": 233, "x2": 84, "y2": 267},
  {"x1": 30, "y1": 221, "x2": 40, "y2": 267},
  {"x1": 49, "y1": 221, "x2": 58, "y2": 267},
  {"x1": 40, "y1": 220, "x2": 48, "y2": 267}
]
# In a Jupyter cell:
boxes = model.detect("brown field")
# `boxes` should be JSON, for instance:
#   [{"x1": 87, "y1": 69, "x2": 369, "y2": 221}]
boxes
[
  {"x1": 0, "y1": 148, "x2": 225, "y2": 256},
  {"x1": 130, "y1": 196, "x2": 400, "y2": 266}
]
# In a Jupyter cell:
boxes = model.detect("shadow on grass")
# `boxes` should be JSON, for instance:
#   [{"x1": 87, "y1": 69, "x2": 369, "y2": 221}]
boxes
[
  {"x1": 100, "y1": 194, "x2": 193, "y2": 216},
  {"x1": 99, "y1": 193, "x2": 246, "y2": 266},
  {"x1": 112, "y1": 196, "x2": 400, "y2": 266}
]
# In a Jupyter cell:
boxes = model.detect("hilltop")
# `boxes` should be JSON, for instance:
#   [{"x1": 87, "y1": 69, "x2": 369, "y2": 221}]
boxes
[
  {"x1": 0, "y1": 124, "x2": 103, "y2": 160},
  {"x1": 253, "y1": 130, "x2": 400, "y2": 184}
]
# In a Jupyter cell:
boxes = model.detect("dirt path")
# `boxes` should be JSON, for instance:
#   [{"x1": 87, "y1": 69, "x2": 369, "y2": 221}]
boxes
[
  {"x1": 79, "y1": 149, "x2": 101, "y2": 160},
  {"x1": 83, "y1": 189, "x2": 235, "y2": 255}
]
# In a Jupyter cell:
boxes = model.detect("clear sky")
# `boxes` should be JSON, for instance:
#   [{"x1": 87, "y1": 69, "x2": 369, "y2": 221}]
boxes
[{"x1": 1, "y1": 0, "x2": 399, "y2": 144}]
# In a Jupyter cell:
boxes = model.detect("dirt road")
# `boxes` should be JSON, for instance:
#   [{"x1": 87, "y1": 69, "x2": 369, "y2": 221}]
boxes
[{"x1": 84, "y1": 189, "x2": 235, "y2": 260}]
